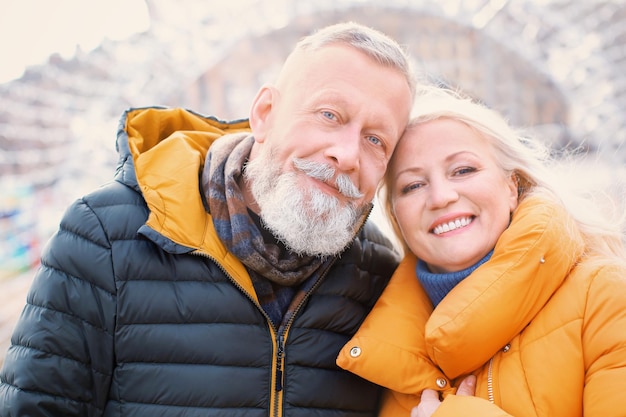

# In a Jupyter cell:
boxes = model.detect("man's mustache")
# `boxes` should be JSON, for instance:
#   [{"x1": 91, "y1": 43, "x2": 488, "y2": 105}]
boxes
[{"x1": 293, "y1": 158, "x2": 364, "y2": 199}]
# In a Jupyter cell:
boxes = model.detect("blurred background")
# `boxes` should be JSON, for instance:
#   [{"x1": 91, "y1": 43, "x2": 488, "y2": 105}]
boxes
[{"x1": 1, "y1": 0, "x2": 625, "y2": 365}]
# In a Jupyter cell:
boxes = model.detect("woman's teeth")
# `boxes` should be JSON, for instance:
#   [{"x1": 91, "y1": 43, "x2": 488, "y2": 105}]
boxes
[{"x1": 433, "y1": 217, "x2": 472, "y2": 235}]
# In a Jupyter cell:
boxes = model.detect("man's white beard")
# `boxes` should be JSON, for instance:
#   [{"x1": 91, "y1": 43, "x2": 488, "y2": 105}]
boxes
[{"x1": 244, "y1": 150, "x2": 367, "y2": 257}]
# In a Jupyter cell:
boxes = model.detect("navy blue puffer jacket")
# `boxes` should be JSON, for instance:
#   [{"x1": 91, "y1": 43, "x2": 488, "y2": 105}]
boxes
[{"x1": 0, "y1": 107, "x2": 399, "y2": 417}]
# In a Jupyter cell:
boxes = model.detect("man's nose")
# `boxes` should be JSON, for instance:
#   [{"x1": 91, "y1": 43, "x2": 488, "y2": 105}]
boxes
[{"x1": 324, "y1": 127, "x2": 361, "y2": 173}]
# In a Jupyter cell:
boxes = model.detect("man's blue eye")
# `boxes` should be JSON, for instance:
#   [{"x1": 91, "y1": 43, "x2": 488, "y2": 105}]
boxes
[{"x1": 367, "y1": 136, "x2": 382, "y2": 146}]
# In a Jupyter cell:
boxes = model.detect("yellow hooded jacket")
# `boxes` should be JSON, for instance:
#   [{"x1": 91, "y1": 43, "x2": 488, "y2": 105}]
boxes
[{"x1": 337, "y1": 196, "x2": 626, "y2": 416}]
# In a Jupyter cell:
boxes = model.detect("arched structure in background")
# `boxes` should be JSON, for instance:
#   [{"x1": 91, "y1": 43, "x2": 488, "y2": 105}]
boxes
[{"x1": 0, "y1": 0, "x2": 624, "y2": 189}]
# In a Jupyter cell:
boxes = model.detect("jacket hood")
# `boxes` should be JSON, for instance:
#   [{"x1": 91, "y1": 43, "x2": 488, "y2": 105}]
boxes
[
  {"x1": 115, "y1": 107, "x2": 250, "y2": 194},
  {"x1": 114, "y1": 106, "x2": 251, "y2": 270}
]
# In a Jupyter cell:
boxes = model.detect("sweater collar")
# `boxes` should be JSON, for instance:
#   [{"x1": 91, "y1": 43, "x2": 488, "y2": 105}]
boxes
[{"x1": 417, "y1": 250, "x2": 494, "y2": 307}]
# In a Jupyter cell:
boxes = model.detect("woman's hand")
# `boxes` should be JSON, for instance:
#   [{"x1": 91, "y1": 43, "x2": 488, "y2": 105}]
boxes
[{"x1": 410, "y1": 375, "x2": 476, "y2": 417}]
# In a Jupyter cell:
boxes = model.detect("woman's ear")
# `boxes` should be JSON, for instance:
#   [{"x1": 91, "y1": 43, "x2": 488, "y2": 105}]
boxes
[
  {"x1": 507, "y1": 172, "x2": 520, "y2": 212},
  {"x1": 249, "y1": 85, "x2": 276, "y2": 143}
]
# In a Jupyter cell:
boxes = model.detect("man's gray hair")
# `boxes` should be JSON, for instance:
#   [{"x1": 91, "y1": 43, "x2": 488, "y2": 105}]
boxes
[{"x1": 292, "y1": 21, "x2": 416, "y2": 97}]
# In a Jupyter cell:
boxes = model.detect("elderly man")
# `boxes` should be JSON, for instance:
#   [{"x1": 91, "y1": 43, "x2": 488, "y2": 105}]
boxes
[{"x1": 0, "y1": 21, "x2": 414, "y2": 417}]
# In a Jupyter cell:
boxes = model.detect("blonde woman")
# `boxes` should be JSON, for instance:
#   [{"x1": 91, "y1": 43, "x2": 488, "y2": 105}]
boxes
[{"x1": 338, "y1": 86, "x2": 626, "y2": 416}]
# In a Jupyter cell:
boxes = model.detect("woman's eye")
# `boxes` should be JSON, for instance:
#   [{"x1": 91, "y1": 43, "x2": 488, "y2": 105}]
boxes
[
  {"x1": 454, "y1": 166, "x2": 476, "y2": 176},
  {"x1": 401, "y1": 182, "x2": 424, "y2": 194}
]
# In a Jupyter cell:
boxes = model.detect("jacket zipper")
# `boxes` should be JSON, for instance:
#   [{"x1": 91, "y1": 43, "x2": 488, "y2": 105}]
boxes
[
  {"x1": 275, "y1": 334, "x2": 285, "y2": 391},
  {"x1": 487, "y1": 357, "x2": 495, "y2": 403},
  {"x1": 273, "y1": 334, "x2": 285, "y2": 417},
  {"x1": 192, "y1": 250, "x2": 335, "y2": 417},
  {"x1": 272, "y1": 259, "x2": 335, "y2": 417},
  {"x1": 487, "y1": 343, "x2": 510, "y2": 404}
]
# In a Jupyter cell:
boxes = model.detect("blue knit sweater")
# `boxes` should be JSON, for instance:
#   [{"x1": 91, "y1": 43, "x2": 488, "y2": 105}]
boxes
[{"x1": 416, "y1": 250, "x2": 494, "y2": 307}]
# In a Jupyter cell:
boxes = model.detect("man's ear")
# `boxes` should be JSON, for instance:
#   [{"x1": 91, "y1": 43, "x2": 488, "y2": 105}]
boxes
[{"x1": 249, "y1": 85, "x2": 276, "y2": 143}]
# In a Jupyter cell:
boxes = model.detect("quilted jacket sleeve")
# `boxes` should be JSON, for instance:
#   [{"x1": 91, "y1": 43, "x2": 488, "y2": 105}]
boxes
[
  {"x1": 581, "y1": 261, "x2": 626, "y2": 416},
  {"x1": 430, "y1": 259, "x2": 626, "y2": 417},
  {"x1": 0, "y1": 189, "x2": 120, "y2": 417}
]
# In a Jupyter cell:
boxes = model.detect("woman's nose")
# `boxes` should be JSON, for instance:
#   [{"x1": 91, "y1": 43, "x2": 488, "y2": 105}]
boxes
[{"x1": 426, "y1": 179, "x2": 459, "y2": 209}]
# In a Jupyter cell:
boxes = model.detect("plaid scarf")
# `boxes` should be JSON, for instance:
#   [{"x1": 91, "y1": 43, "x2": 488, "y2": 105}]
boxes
[{"x1": 201, "y1": 133, "x2": 326, "y2": 325}]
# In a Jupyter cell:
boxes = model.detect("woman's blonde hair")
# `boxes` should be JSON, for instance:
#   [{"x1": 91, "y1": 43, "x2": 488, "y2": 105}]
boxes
[{"x1": 379, "y1": 85, "x2": 626, "y2": 261}]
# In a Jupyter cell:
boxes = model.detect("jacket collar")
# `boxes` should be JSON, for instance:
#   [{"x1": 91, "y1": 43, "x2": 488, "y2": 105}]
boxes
[{"x1": 338, "y1": 195, "x2": 586, "y2": 389}]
